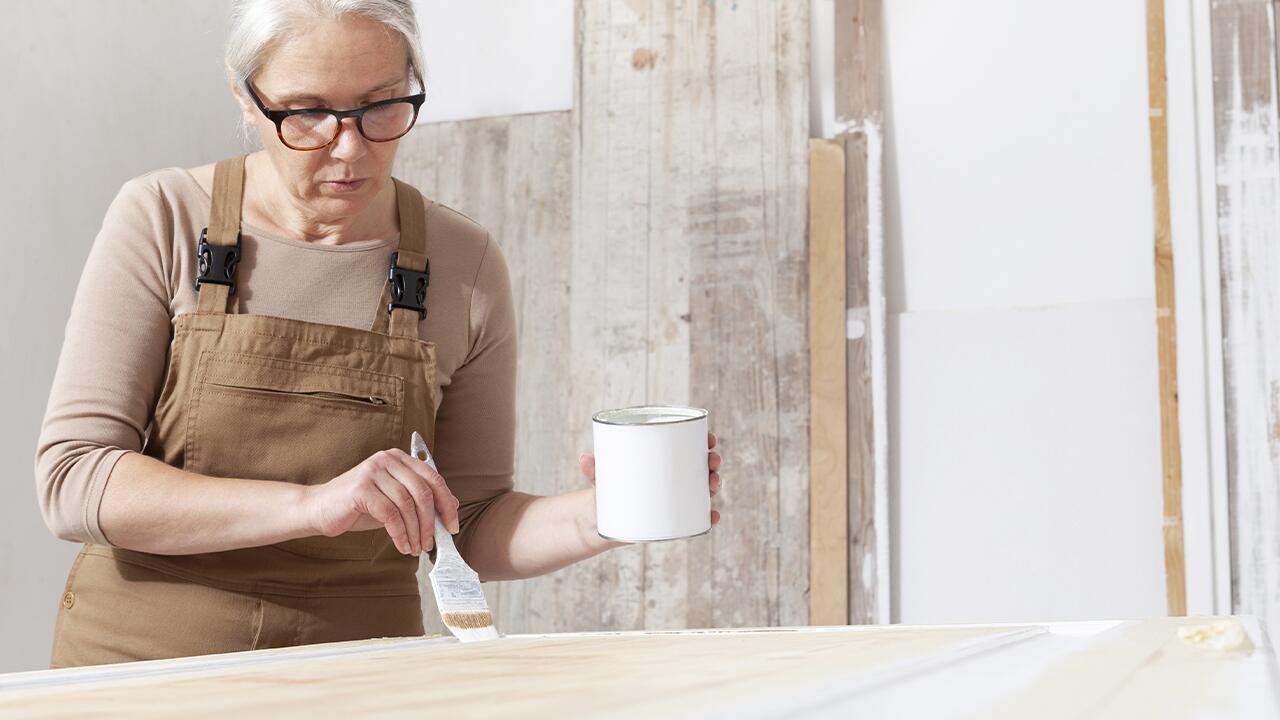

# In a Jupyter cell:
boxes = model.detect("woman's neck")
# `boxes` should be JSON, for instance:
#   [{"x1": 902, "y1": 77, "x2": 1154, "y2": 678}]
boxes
[{"x1": 243, "y1": 152, "x2": 397, "y2": 246}]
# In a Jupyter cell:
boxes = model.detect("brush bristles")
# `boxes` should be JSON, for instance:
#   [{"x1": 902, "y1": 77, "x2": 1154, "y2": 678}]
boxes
[{"x1": 442, "y1": 611, "x2": 494, "y2": 630}]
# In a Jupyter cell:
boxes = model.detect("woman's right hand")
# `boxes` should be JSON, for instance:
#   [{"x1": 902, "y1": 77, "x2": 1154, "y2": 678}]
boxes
[{"x1": 303, "y1": 448, "x2": 461, "y2": 556}]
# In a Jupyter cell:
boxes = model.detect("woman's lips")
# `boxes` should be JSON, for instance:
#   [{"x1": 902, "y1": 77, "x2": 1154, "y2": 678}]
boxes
[{"x1": 323, "y1": 178, "x2": 366, "y2": 193}]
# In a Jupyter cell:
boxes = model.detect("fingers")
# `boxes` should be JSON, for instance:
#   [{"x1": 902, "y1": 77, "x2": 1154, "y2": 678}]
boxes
[
  {"x1": 711, "y1": 509, "x2": 721, "y2": 527},
  {"x1": 710, "y1": 471, "x2": 721, "y2": 496},
  {"x1": 390, "y1": 448, "x2": 460, "y2": 535},
  {"x1": 359, "y1": 489, "x2": 413, "y2": 555},
  {"x1": 709, "y1": 452, "x2": 721, "y2": 472},
  {"x1": 708, "y1": 431, "x2": 717, "y2": 449},
  {"x1": 380, "y1": 453, "x2": 433, "y2": 554},
  {"x1": 579, "y1": 453, "x2": 596, "y2": 485}
]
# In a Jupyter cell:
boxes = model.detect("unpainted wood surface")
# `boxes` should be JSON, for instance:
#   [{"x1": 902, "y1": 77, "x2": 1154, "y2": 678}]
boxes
[
  {"x1": 808, "y1": 139, "x2": 848, "y2": 625},
  {"x1": 834, "y1": 0, "x2": 888, "y2": 624},
  {"x1": 1209, "y1": 0, "x2": 1280, "y2": 643},
  {"x1": 1146, "y1": 0, "x2": 1187, "y2": 616},
  {"x1": 0, "y1": 626, "x2": 1026, "y2": 719},
  {"x1": 4, "y1": 619, "x2": 1275, "y2": 719},
  {"x1": 396, "y1": 0, "x2": 811, "y2": 634}
]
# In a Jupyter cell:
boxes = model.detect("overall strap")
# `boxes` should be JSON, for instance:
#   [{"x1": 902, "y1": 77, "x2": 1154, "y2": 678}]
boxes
[
  {"x1": 372, "y1": 178, "x2": 430, "y2": 339},
  {"x1": 195, "y1": 155, "x2": 246, "y2": 314}
]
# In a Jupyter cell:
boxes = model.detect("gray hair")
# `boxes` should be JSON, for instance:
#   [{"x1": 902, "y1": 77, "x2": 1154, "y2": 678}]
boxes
[{"x1": 225, "y1": 0, "x2": 426, "y2": 145}]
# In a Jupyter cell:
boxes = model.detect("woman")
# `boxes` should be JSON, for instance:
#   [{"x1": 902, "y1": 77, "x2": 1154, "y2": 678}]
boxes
[{"x1": 35, "y1": 0, "x2": 722, "y2": 668}]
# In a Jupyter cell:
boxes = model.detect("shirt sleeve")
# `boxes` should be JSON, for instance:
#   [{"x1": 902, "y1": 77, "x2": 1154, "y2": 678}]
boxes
[
  {"x1": 431, "y1": 232, "x2": 517, "y2": 563},
  {"x1": 34, "y1": 175, "x2": 175, "y2": 545}
]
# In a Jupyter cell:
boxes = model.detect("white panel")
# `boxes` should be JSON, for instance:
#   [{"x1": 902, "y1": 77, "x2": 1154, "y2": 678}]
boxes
[
  {"x1": 883, "y1": 0, "x2": 1156, "y2": 314},
  {"x1": 893, "y1": 300, "x2": 1166, "y2": 624},
  {"x1": 413, "y1": 0, "x2": 573, "y2": 124},
  {"x1": 1164, "y1": 0, "x2": 1223, "y2": 616}
]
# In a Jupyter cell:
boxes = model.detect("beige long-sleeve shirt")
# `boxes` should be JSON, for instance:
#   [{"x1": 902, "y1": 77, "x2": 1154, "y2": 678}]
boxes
[{"x1": 34, "y1": 166, "x2": 517, "y2": 556}]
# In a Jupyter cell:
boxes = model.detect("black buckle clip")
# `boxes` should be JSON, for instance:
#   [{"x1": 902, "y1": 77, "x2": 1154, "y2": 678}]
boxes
[
  {"x1": 195, "y1": 228, "x2": 241, "y2": 294},
  {"x1": 387, "y1": 251, "x2": 429, "y2": 320}
]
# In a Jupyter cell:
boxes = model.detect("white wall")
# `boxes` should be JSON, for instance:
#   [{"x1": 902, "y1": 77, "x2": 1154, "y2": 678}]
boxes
[
  {"x1": 0, "y1": 2, "x2": 243, "y2": 672},
  {"x1": 882, "y1": 0, "x2": 1177, "y2": 624}
]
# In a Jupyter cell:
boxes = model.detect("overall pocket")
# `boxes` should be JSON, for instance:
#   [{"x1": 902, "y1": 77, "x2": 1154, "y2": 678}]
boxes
[{"x1": 186, "y1": 351, "x2": 404, "y2": 560}]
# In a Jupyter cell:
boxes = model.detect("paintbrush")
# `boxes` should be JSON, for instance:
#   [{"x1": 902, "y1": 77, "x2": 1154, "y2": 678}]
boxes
[{"x1": 410, "y1": 431, "x2": 500, "y2": 642}]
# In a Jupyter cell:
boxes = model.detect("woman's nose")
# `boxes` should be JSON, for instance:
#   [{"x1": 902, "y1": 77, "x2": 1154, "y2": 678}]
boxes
[{"x1": 330, "y1": 117, "x2": 367, "y2": 159}]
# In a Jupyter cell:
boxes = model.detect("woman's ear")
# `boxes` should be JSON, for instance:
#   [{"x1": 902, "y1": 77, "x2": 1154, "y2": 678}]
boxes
[{"x1": 226, "y1": 69, "x2": 256, "y2": 123}]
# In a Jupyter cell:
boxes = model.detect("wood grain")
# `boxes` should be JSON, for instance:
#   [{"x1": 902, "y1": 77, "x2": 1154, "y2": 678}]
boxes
[
  {"x1": 396, "y1": 111, "x2": 576, "y2": 636},
  {"x1": 808, "y1": 139, "x2": 848, "y2": 626},
  {"x1": 0, "y1": 626, "x2": 1028, "y2": 718},
  {"x1": 1146, "y1": 0, "x2": 1186, "y2": 616},
  {"x1": 5, "y1": 619, "x2": 1273, "y2": 718},
  {"x1": 834, "y1": 0, "x2": 888, "y2": 624},
  {"x1": 1209, "y1": 0, "x2": 1280, "y2": 641},
  {"x1": 834, "y1": 0, "x2": 882, "y2": 127},
  {"x1": 396, "y1": 0, "x2": 811, "y2": 634}
]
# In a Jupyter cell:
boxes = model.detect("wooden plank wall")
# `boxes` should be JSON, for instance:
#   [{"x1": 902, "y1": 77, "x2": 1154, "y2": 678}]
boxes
[
  {"x1": 396, "y1": 112, "x2": 575, "y2": 635},
  {"x1": 398, "y1": 0, "x2": 811, "y2": 633},
  {"x1": 1208, "y1": 0, "x2": 1280, "y2": 639},
  {"x1": 833, "y1": 0, "x2": 888, "y2": 624}
]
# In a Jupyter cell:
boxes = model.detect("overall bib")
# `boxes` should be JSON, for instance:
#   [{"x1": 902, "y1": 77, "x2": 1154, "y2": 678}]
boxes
[{"x1": 51, "y1": 155, "x2": 437, "y2": 667}]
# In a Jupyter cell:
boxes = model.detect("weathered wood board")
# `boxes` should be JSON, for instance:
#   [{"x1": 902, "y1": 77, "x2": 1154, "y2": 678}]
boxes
[
  {"x1": 395, "y1": 0, "x2": 811, "y2": 634},
  {"x1": 833, "y1": 0, "x2": 888, "y2": 625},
  {"x1": 3, "y1": 618, "x2": 1275, "y2": 718},
  {"x1": 396, "y1": 111, "x2": 576, "y2": 637},
  {"x1": 1208, "y1": 0, "x2": 1280, "y2": 644}
]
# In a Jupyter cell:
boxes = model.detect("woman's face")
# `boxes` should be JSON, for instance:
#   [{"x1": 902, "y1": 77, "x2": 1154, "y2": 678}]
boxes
[{"x1": 234, "y1": 13, "x2": 415, "y2": 220}]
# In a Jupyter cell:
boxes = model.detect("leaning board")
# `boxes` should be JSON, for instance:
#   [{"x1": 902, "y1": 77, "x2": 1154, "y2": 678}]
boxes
[{"x1": 2, "y1": 617, "x2": 1277, "y2": 718}]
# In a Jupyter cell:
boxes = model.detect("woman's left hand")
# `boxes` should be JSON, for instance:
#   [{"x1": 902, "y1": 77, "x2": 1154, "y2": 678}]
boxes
[{"x1": 579, "y1": 431, "x2": 722, "y2": 528}]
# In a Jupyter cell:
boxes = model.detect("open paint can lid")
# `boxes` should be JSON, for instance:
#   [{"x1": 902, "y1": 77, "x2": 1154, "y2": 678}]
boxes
[{"x1": 592, "y1": 405, "x2": 708, "y2": 426}]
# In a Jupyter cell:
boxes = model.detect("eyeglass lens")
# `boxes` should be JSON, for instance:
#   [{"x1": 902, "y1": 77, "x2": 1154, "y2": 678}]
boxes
[{"x1": 281, "y1": 102, "x2": 417, "y2": 149}]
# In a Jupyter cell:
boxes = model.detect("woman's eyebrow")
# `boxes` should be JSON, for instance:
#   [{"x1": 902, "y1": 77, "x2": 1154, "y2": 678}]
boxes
[{"x1": 277, "y1": 78, "x2": 406, "y2": 103}]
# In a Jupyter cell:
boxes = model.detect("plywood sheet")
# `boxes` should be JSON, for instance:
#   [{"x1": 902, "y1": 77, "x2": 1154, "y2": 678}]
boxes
[
  {"x1": 0, "y1": 625, "x2": 1028, "y2": 718},
  {"x1": 4, "y1": 619, "x2": 1275, "y2": 719}
]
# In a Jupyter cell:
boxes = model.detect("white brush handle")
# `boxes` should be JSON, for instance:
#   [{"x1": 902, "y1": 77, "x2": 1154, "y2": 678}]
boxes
[{"x1": 411, "y1": 432, "x2": 460, "y2": 560}]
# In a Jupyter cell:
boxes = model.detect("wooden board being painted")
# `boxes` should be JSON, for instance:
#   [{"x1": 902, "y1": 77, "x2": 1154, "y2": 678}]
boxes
[
  {"x1": 2, "y1": 618, "x2": 1276, "y2": 718},
  {"x1": 397, "y1": 0, "x2": 812, "y2": 634}
]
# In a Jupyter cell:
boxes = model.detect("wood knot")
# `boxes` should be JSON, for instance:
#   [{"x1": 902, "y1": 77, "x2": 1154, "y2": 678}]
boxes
[{"x1": 632, "y1": 47, "x2": 657, "y2": 70}]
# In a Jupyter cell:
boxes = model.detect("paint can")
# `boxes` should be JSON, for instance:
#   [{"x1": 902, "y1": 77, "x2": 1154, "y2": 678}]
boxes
[{"x1": 591, "y1": 405, "x2": 711, "y2": 543}]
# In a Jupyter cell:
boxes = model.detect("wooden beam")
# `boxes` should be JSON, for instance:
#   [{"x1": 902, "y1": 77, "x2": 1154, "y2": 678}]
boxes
[
  {"x1": 809, "y1": 139, "x2": 849, "y2": 626},
  {"x1": 1146, "y1": 0, "x2": 1186, "y2": 616}
]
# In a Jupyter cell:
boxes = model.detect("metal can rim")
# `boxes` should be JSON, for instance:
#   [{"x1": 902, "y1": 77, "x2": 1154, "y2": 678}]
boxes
[{"x1": 591, "y1": 404, "x2": 709, "y2": 426}]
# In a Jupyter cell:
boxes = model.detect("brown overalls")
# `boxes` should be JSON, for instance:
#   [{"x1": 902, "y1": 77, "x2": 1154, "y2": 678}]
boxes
[{"x1": 50, "y1": 155, "x2": 438, "y2": 667}]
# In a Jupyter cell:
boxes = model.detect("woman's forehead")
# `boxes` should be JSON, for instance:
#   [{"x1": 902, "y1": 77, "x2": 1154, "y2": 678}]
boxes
[
  {"x1": 255, "y1": 15, "x2": 411, "y2": 98},
  {"x1": 260, "y1": 74, "x2": 409, "y2": 103}
]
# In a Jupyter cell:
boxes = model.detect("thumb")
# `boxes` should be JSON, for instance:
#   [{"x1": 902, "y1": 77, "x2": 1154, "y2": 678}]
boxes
[{"x1": 579, "y1": 453, "x2": 596, "y2": 485}]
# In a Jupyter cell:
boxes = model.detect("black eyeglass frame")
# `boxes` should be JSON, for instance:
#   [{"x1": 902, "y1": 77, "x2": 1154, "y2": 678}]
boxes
[{"x1": 243, "y1": 78, "x2": 426, "y2": 151}]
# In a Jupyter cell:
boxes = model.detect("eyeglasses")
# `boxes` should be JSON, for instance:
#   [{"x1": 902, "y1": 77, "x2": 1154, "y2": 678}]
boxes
[{"x1": 244, "y1": 79, "x2": 425, "y2": 151}]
